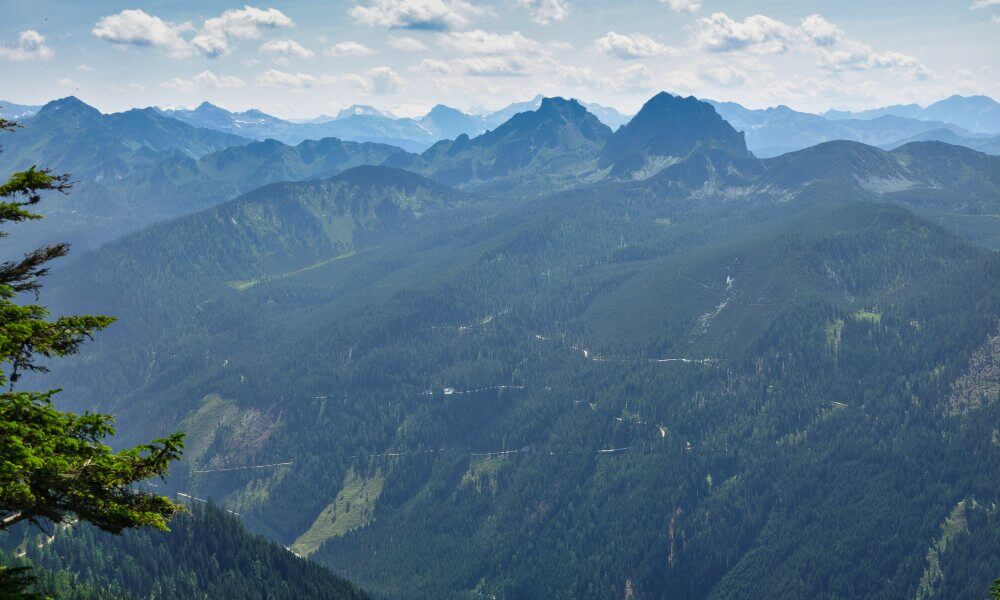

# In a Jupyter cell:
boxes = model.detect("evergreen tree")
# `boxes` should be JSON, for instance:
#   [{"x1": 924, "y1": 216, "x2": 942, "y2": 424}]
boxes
[{"x1": 0, "y1": 117, "x2": 184, "y2": 594}]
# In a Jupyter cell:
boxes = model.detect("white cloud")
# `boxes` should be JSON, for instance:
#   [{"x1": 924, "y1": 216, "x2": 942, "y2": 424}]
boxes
[
  {"x1": 458, "y1": 56, "x2": 532, "y2": 76},
  {"x1": 93, "y1": 6, "x2": 294, "y2": 58},
  {"x1": 162, "y1": 70, "x2": 247, "y2": 91},
  {"x1": 970, "y1": 0, "x2": 1000, "y2": 8},
  {"x1": 57, "y1": 77, "x2": 78, "y2": 88},
  {"x1": 800, "y1": 15, "x2": 929, "y2": 79},
  {"x1": 660, "y1": 0, "x2": 700, "y2": 13},
  {"x1": 437, "y1": 30, "x2": 542, "y2": 55},
  {"x1": 111, "y1": 82, "x2": 148, "y2": 92},
  {"x1": 816, "y1": 43, "x2": 929, "y2": 78},
  {"x1": 555, "y1": 65, "x2": 610, "y2": 89},
  {"x1": 350, "y1": 0, "x2": 483, "y2": 31},
  {"x1": 191, "y1": 6, "x2": 293, "y2": 56},
  {"x1": 514, "y1": 0, "x2": 569, "y2": 25},
  {"x1": 344, "y1": 66, "x2": 405, "y2": 93},
  {"x1": 260, "y1": 39, "x2": 315, "y2": 58},
  {"x1": 0, "y1": 30, "x2": 54, "y2": 61},
  {"x1": 424, "y1": 55, "x2": 535, "y2": 77},
  {"x1": 77, "y1": 64, "x2": 95, "y2": 72},
  {"x1": 693, "y1": 12, "x2": 797, "y2": 54},
  {"x1": 800, "y1": 14, "x2": 841, "y2": 47},
  {"x1": 699, "y1": 65, "x2": 745, "y2": 87},
  {"x1": 325, "y1": 41, "x2": 376, "y2": 57},
  {"x1": 389, "y1": 36, "x2": 428, "y2": 51},
  {"x1": 417, "y1": 58, "x2": 452, "y2": 74},
  {"x1": 256, "y1": 69, "x2": 320, "y2": 89},
  {"x1": 594, "y1": 32, "x2": 678, "y2": 60},
  {"x1": 692, "y1": 12, "x2": 930, "y2": 80},
  {"x1": 92, "y1": 9, "x2": 194, "y2": 57},
  {"x1": 618, "y1": 64, "x2": 654, "y2": 91},
  {"x1": 992, "y1": 15, "x2": 1000, "y2": 24}
]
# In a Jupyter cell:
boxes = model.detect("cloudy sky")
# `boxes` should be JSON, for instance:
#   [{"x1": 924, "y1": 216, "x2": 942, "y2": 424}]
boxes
[{"x1": 3, "y1": 0, "x2": 999, "y2": 118}]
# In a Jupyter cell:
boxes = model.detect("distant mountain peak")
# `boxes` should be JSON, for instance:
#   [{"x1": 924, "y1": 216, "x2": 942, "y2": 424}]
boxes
[
  {"x1": 419, "y1": 105, "x2": 487, "y2": 140},
  {"x1": 193, "y1": 101, "x2": 230, "y2": 115},
  {"x1": 538, "y1": 96, "x2": 581, "y2": 111},
  {"x1": 414, "y1": 95, "x2": 611, "y2": 189},
  {"x1": 493, "y1": 96, "x2": 608, "y2": 139},
  {"x1": 38, "y1": 96, "x2": 101, "y2": 118},
  {"x1": 426, "y1": 104, "x2": 465, "y2": 117},
  {"x1": 336, "y1": 105, "x2": 393, "y2": 120},
  {"x1": 600, "y1": 91, "x2": 751, "y2": 177}
]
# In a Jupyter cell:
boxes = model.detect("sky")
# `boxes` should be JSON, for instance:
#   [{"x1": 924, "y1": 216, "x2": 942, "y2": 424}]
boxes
[{"x1": 2, "y1": 0, "x2": 999, "y2": 119}]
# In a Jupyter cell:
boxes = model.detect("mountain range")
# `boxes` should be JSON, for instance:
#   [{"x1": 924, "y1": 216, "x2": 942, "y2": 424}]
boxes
[
  {"x1": 151, "y1": 93, "x2": 1000, "y2": 158},
  {"x1": 7, "y1": 93, "x2": 998, "y2": 164},
  {"x1": 6, "y1": 92, "x2": 1000, "y2": 260},
  {"x1": 824, "y1": 94, "x2": 1000, "y2": 133},
  {"x1": 0, "y1": 99, "x2": 414, "y2": 256},
  {"x1": 13, "y1": 87, "x2": 999, "y2": 598},
  {"x1": 156, "y1": 96, "x2": 632, "y2": 153},
  {"x1": 708, "y1": 99, "x2": 998, "y2": 158}
]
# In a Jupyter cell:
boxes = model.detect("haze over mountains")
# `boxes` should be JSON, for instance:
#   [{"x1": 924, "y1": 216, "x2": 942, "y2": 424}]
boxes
[
  {"x1": 4, "y1": 83, "x2": 997, "y2": 598},
  {"x1": 8, "y1": 92, "x2": 999, "y2": 161}
]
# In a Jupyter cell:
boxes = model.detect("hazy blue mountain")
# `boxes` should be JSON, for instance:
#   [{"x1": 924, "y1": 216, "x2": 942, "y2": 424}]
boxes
[
  {"x1": 336, "y1": 104, "x2": 395, "y2": 119},
  {"x1": 159, "y1": 101, "x2": 289, "y2": 138},
  {"x1": 483, "y1": 94, "x2": 630, "y2": 131},
  {"x1": 580, "y1": 100, "x2": 631, "y2": 130},
  {"x1": 0, "y1": 97, "x2": 250, "y2": 181},
  {"x1": 302, "y1": 114, "x2": 338, "y2": 124},
  {"x1": 600, "y1": 92, "x2": 753, "y2": 179},
  {"x1": 882, "y1": 128, "x2": 1000, "y2": 155},
  {"x1": 823, "y1": 103, "x2": 923, "y2": 120},
  {"x1": 917, "y1": 94, "x2": 1000, "y2": 133},
  {"x1": 419, "y1": 104, "x2": 488, "y2": 140},
  {"x1": 0, "y1": 106, "x2": 410, "y2": 256},
  {"x1": 397, "y1": 96, "x2": 612, "y2": 190},
  {"x1": 161, "y1": 102, "x2": 437, "y2": 151},
  {"x1": 824, "y1": 95, "x2": 1000, "y2": 134},
  {"x1": 709, "y1": 100, "x2": 980, "y2": 157},
  {"x1": 157, "y1": 98, "x2": 629, "y2": 153},
  {"x1": 0, "y1": 100, "x2": 41, "y2": 119},
  {"x1": 319, "y1": 114, "x2": 434, "y2": 152},
  {"x1": 483, "y1": 94, "x2": 546, "y2": 129}
]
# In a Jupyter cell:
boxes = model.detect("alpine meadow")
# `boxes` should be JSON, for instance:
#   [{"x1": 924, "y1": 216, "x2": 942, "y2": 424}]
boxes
[{"x1": 1, "y1": 1, "x2": 1000, "y2": 598}]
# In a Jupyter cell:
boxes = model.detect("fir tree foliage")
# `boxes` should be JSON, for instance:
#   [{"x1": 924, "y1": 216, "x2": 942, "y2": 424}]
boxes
[{"x1": 0, "y1": 116, "x2": 184, "y2": 593}]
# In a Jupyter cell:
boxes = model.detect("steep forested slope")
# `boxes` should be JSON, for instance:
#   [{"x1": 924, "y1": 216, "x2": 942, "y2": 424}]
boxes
[{"x1": 1, "y1": 504, "x2": 368, "y2": 599}]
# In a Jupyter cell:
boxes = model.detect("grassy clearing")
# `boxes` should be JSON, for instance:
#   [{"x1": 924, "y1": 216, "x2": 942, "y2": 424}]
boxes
[
  {"x1": 291, "y1": 468, "x2": 384, "y2": 557},
  {"x1": 852, "y1": 309, "x2": 882, "y2": 324},
  {"x1": 461, "y1": 455, "x2": 507, "y2": 494},
  {"x1": 227, "y1": 250, "x2": 356, "y2": 291},
  {"x1": 180, "y1": 394, "x2": 240, "y2": 466}
]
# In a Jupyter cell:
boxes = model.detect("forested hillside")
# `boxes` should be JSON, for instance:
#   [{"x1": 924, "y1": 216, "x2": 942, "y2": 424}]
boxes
[
  {"x1": 1, "y1": 504, "x2": 367, "y2": 599},
  {"x1": 29, "y1": 92, "x2": 1000, "y2": 599}
]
